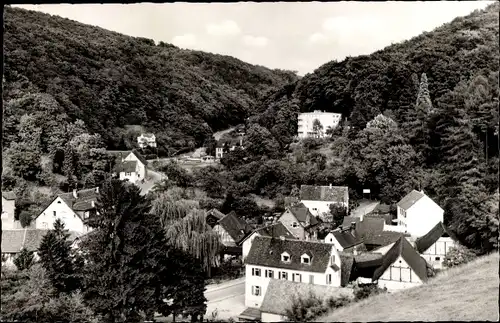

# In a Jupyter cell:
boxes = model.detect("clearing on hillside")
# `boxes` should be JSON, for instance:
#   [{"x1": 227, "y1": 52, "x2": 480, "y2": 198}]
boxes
[{"x1": 318, "y1": 253, "x2": 499, "y2": 322}]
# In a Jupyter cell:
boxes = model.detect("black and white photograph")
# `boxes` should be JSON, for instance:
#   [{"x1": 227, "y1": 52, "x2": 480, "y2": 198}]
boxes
[{"x1": 1, "y1": 1, "x2": 499, "y2": 322}]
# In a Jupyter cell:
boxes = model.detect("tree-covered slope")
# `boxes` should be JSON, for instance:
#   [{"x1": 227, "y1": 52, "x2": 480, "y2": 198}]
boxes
[
  {"x1": 3, "y1": 6, "x2": 298, "y2": 154},
  {"x1": 293, "y1": 2, "x2": 499, "y2": 130}
]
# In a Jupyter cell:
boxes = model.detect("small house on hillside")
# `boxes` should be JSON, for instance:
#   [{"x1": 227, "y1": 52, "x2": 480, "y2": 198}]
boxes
[
  {"x1": 371, "y1": 236, "x2": 429, "y2": 291},
  {"x1": 2, "y1": 191, "x2": 21, "y2": 230},
  {"x1": 215, "y1": 137, "x2": 244, "y2": 159},
  {"x1": 34, "y1": 188, "x2": 99, "y2": 235},
  {"x1": 1, "y1": 229, "x2": 80, "y2": 268},
  {"x1": 323, "y1": 228, "x2": 364, "y2": 253},
  {"x1": 205, "y1": 208, "x2": 226, "y2": 228},
  {"x1": 243, "y1": 236, "x2": 343, "y2": 310},
  {"x1": 277, "y1": 203, "x2": 320, "y2": 241},
  {"x1": 137, "y1": 133, "x2": 157, "y2": 148},
  {"x1": 241, "y1": 222, "x2": 296, "y2": 261},
  {"x1": 395, "y1": 190, "x2": 444, "y2": 237},
  {"x1": 108, "y1": 150, "x2": 149, "y2": 184},
  {"x1": 415, "y1": 222, "x2": 456, "y2": 270},
  {"x1": 213, "y1": 212, "x2": 253, "y2": 257},
  {"x1": 299, "y1": 185, "x2": 349, "y2": 220}
]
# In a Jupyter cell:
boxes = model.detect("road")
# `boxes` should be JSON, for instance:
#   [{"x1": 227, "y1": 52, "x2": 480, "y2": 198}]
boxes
[
  {"x1": 154, "y1": 278, "x2": 245, "y2": 322},
  {"x1": 351, "y1": 200, "x2": 380, "y2": 218},
  {"x1": 137, "y1": 169, "x2": 165, "y2": 195}
]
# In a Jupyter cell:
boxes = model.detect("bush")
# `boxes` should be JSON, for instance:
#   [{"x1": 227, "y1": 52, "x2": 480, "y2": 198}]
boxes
[
  {"x1": 353, "y1": 283, "x2": 387, "y2": 301},
  {"x1": 13, "y1": 248, "x2": 35, "y2": 271},
  {"x1": 285, "y1": 292, "x2": 352, "y2": 322},
  {"x1": 443, "y1": 245, "x2": 477, "y2": 268}
]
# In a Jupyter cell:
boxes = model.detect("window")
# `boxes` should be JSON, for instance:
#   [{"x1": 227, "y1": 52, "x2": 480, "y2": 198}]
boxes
[
  {"x1": 251, "y1": 286, "x2": 261, "y2": 296},
  {"x1": 281, "y1": 252, "x2": 291, "y2": 263},
  {"x1": 292, "y1": 273, "x2": 302, "y2": 282},
  {"x1": 327, "y1": 274, "x2": 332, "y2": 285},
  {"x1": 292, "y1": 222, "x2": 298, "y2": 228},
  {"x1": 309, "y1": 275, "x2": 314, "y2": 284},
  {"x1": 252, "y1": 268, "x2": 261, "y2": 277},
  {"x1": 331, "y1": 255, "x2": 335, "y2": 263},
  {"x1": 265, "y1": 270, "x2": 274, "y2": 278},
  {"x1": 435, "y1": 256, "x2": 441, "y2": 261},
  {"x1": 312, "y1": 208, "x2": 318, "y2": 211},
  {"x1": 279, "y1": 271, "x2": 288, "y2": 280},
  {"x1": 53, "y1": 211, "x2": 57, "y2": 217},
  {"x1": 301, "y1": 254, "x2": 311, "y2": 264},
  {"x1": 125, "y1": 172, "x2": 131, "y2": 176}
]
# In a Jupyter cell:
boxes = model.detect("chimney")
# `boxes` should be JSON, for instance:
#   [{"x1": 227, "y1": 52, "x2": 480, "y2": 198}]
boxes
[
  {"x1": 329, "y1": 183, "x2": 332, "y2": 188},
  {"x1": 350, "y1": 221, "x2": 356, "y2": 236},
  {"x1": 353, "y1": 248, "x2": 358, "y2": 256},
  {"x1": 280, "y1": 236, "x2": 286, "y2": 241},
  {"x1": 73, "y1": 189, "x2": 78, "y2": 199},
  {"x1": 95, "y1": 187, "x2": 99, "y2": 194},
  {"x1": 91, "y1": 200, "x2": 95, "y2": 208}
]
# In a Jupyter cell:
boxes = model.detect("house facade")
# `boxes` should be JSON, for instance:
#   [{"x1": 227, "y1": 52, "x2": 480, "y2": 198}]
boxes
[
  {"x1": 109, "y1": 150, "x2": 149, "y2": 184},
  {"x1": 372, "y1": 236, "x2": 429, "y2": 291},
  {"x1": 34, "y1": 188, "x2": 99, "y2": 235},
  {"x1": 299, "y1": 184, "x2": 349, "y2": 220},
  {"x1": 324, "y1": 228, "x2": 364, "y2": 253},
  {"x1": 396, "y1": 190, "x2": 444, "y2": 237},
  {"x1": 213, "y1": 212, "x2": 253, "y2": 259},
  {"x1": 277, "y1": 203, "x2": 319, "y2": 241},
  {"x1": 2, "y1": 191, "x2": 21, "y2": 230},
  {"x1": 215, "y1": 137, "x2": 244, "y2": 159},
  {"x1": 137, "y1": 133, "x2": 157, "y2": 148},
  {"x1": 244, "y1": 236, "x2": 342, "y2": 309},
  {"x1": 241, "y1": 223, "x2": 296, "y2": 261},
  {"x1": 297, "y1": 111, "x2": 342, "y2": 139},
  {"x1": 415, "y1": 222, "x2": 456, "y2": 270}
]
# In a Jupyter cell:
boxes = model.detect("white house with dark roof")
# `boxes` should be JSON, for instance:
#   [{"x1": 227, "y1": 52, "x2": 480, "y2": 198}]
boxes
[
  {"x1": 324, "y1": 228, "x2": 364, "y2": 253},
  {"x1": 371, "y1": 236, "x2": 429, "y2": 291},
  {"x1": 34, "y1": 187, "x2": 99, "y2": 234},
  {"x1": 2, "y1": 191, "x2": 21, "y2": 230},
  {"x1": 277, "y1": 203, "x2": 320, "y2": 241},
  {"x1": 241, "y1": 222, "x2": 297, "y2": 261},
  {"x1": 396, "y1": 190, "x2": 444, "y2": 237},
  {"x1": 415, "y1": 221, "x2": 456, "y2": 270},
  {"x1": 215, "y1": 137, "x2": 244, "y2": 159},
  {"x1": 108, "y1": 150, "x2": 149, "y2": 184},
  {"x1": 243, "y1": 236, "x2": 342, "y2": 311},
  {"x1": 299, "y1": 184, "x2": 349, "y2": 220},
  {"x1": 137, "y1": 133, "x2": 157, "y2": 148}
]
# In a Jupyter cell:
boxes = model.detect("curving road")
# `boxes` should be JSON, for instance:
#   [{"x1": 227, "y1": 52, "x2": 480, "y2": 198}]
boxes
[{"x1": 137, "y1": 169, "x2": 165, "y2": 195}]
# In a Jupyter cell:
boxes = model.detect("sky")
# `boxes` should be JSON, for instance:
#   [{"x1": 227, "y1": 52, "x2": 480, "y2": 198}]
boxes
[{"x1": 15, "y1": 1, "x2": 493, "y2": 76}]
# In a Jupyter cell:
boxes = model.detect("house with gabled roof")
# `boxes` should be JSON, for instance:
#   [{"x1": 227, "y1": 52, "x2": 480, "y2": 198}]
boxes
[
  {"x1": 324, "y1": 227, "x2": 365, "y2": 253},
  {"x1": 277, "y1": 203, "x2": 320, "y2": 241},
  {"x1": 137, "y1": 133, "x2": 157, "y2": 148},
  {"x1": 241, "y1": 222, "x2": 297, "y2": 261},
  {"x1": 415, "y1": 221, "x2": 456, "y2": 269},
  {"x1": 34, "y1": 188, "x2": 99, "y2": 234},
  {"x1": 107, "y1": 149, "x2": 149, "y2": 184},
  {"x1": 371, "y1": 236, "x2": 429, "y2": 291},
  {"x1": 205, "y1": 208, "x2": 226, "y2": 228},
  {"x1": 215, "y1": 137, "x2": 244, "y2": 159},
  {"x1": 395, "y1": 189, "x2": 444, "y2": 237},
  {"x1": 299, "y1": 184, "x2": 349, "y2": 220},
  {"x1": 213, "y1": 211, "x2": 253, "y2": 249},
  {"x1": 2, "y1": 191, "x2": 21, "y2": 230},
  {"x1": 1, "y1": 229, "x2": 81, "y2": 268},
  {"x1": 243, "y1": 236, "x2": 342, "y2": 310}
]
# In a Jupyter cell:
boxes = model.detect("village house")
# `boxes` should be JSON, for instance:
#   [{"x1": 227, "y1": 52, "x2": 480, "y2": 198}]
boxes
[
  {"x1": 215, "y1": 137, "x2": 243, "y2": 159},
  {"x1": 137, "y1": 133, "x2": 157, "y2": 148},
  {"x1": 241, "y1": 222, "x2": 296, "y2": 261},
  {"x1": 1, "y1": 229, "x2": 80, "y2": 268},
  {"x1": 415, "y1": 221, "x2": 456, "y2": 270},
  {"x1": 371, "y1": 236, "x2": 429, "y2": 291},
  {"x1": 34, "y1": 187, "x2": 99, "y2": 235},
  {"x1": 323, "y1": 227, "x2": 365, "y2": 253},
  {"x1": 297, "y1": 111, "x2": 342, "y2": 139},
  {"x1": 108, "y1": 150, "x2": 149, "y2": 184},
  {"x1": 299, "y1": 184, "x2": 349, "y2": 220},
  {"x1": 243, "y1": 236, "x2": 343, "y2": 314},
  {"x1": 277, "y1": 203, "x2": 320, "y2": 241},
  {"x1": 205, "y1": 208, "x2": 226, "y2": 228},
  {"x1": 394, "y1": 189, "x2": 444, "y2": 237},
  {"x1": 2, "y1": 191, "x2": 22, "y2": 230},
  {"x1": 213, "y1": 211, "x2": 253, "y2": 258}
]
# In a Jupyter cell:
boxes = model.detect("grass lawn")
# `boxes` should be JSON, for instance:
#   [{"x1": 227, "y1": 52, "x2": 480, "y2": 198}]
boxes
[{"x1": 318, "y1": 252, "x2": 499, "y2": 322}]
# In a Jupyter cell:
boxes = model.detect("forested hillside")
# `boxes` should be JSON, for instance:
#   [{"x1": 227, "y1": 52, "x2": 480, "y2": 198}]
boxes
[
  {"x1": 3, "y1": 6, "x2": 297, "y2": 154},
  {"x1": 198, "y1": 3, "x2": 499, "y2": 254}
]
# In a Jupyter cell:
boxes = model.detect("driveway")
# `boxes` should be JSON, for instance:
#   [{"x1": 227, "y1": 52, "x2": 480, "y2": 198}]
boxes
[
  {"x1": 137, "y1": 169, "x2": 165, "y2": 195},
  {"x1": 351, "y1": 200, "x2": 380, "y2": 218}
]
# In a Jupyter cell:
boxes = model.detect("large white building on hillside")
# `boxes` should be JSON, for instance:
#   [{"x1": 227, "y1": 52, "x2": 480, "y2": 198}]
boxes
[{"x1": 297, "y1": 111, "x2": 341, "y2": 138}]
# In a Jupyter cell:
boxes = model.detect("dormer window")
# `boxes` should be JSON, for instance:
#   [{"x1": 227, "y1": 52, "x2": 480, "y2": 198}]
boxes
[
  {"x1": 281, "y1": 252, "x2": 291, "y2": 263},
  {"x1": 301, "y1": 254, "x2": 311, "y2": 264},
  {"x1": 292, "y1": 222, "x2": 299, "y2": 228}
]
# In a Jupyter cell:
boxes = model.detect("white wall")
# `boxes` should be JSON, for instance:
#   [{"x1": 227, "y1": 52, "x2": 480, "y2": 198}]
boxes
[
  {"x1": 324, "y1": 233, "x2": 344, "y2": 251},
  {"x1": 301, "y1": 200, "x2": 347, "y2": 221},
  {"x1": 242, "y1": 232, "x2": 259, "y2": 261},
  {"x1": 119, "y1": 171, "x2": 139, "y2": 183},
  {"x1": 376, "y1": 255, "x2": 423, "y2": 291},
  {"x1": 261, "y1": 312, "x2": 286, "y2": 322},
  {"x1": 278, "y1": 209, "x2": 307, "y2": 240},
  {"x1": 35, "y1": 197, "x2": 88, "y2": 234},
  {"x1": 406, "y1": 196, "x2": 444, "y2": 237},
  {"x1": 2, "y1": 197, "x2": 21, "y2": 230},
  {"x1": 213, "y1": 225, "x2": 236, "y2": 246},
  {"x1": 297, "y1": 112, "x2": 341, "y2": 139},
  {"x1": 421, "y1": 237, "x2": 455, "y2": 270},
  {"x1": 124, "y1": 153, "x2": 147, "y2": 179},
  {"x1": 372, "y1": 242, "x2": 396, "y2": 255}
]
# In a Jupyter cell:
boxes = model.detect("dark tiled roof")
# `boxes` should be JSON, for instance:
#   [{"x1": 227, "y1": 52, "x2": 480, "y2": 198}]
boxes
[
  {"x1": 114, "y1": 160, "x2": 137, "y2": 173},
  {"x1": 354, "y1": 252, "x2": 384, "y2": 268},
  {"x1": 59, "y1": 188, "x2": 99, "y2": 213},
  {"x1": 2, "y1": 191, "x2": 16, "y2": 200},
  {"x1": 245, "y1": 236, "x2": 334, "y2": 273},
  {"x1": 397, "y1": 190, "x2": 424, "y2": 210},
  {"x1": 373, "y1": 236, "x2": 428, "y2": 282},
  {"x1": 207, "y1": 208, "x2": 225, "y2": 220},
  {"x1": 238, "y1": 308, "x2": 261, "y2": 321},
  {"x1": 288, "y1": 203, "x2": 319, "y2": 227},
  {"x1": 299, "y1": 185, "x2": 349, "y2": 203},
  {"x1": 130, "y1": 149, "x2": 149, "y2": 166},
  {"x1": 331, "y1": 229, "x2": 363, "y2": 249},
  {"x1": 216, "y1": 137, "x2": 243, "y2": 148},
  {"x1": 364, "y1": 231, "x2": 411, "y2": 247},
  {"x1": 217, "y1": 211, "x2": 252, "y2": 245},
  {"x1": 252, "y1": 222, "x2": 296, "y2": 241},
  {"x1": 415, "y1": 222, "x2": 451, "y2": 253},
  {"x1": 106, "y1": 150, "x2": 148, "y2": 166},
  {"x1": 260, "y1": 280, "x2": 353, "y2": 316},
  {"x1": 1, "y1": 229, "x2": 81, "y2": 253},
  {"x1": 374, "y1": 203, "x2": 391, "y2": 214},
  {"x1": 341, "y1": 217, "x2": 408, "y2": 247}
]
